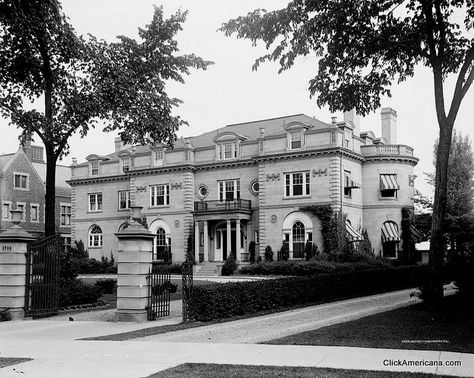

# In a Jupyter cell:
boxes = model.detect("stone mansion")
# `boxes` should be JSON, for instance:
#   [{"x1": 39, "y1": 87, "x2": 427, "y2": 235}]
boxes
[{"x1": 68, "y1": 108, "x2": 418, "y2": 263}]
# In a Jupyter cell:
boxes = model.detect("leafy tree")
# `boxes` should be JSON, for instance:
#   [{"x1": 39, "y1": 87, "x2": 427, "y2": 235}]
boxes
[
  {"x1": 221, "y1": 0, "x2": 474, "y2": 303},
  {"x1": 0, "y1": 1, "x2": 211, "y2": 236},
  {"x1": 428, "y1": 131, "x2": 474, "y2": 255}
]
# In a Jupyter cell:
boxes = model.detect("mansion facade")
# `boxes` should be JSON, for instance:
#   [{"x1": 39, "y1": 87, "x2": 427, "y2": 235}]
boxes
[{"x1": 68, "y1": 108, "x2": 418, "y2": 263}]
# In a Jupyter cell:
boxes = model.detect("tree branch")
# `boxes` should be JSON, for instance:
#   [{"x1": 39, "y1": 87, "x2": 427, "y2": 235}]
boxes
[{"x1": 434, "y1": 0, "x2": 446, "y2": 62}]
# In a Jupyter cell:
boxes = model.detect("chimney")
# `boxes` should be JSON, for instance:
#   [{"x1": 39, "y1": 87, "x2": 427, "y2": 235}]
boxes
[
  {"x1": 114, "y1": 137, "x2": 123, "y2": 152},
  {"x1": 381, "y1": 107, "x2": 397, "y2": 144},
  {"x1": 343, "y1": 109, "x2": 360, "y2": 136}
]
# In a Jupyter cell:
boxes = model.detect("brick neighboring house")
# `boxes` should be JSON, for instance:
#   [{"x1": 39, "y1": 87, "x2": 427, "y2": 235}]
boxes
[
  {"x1": 69, "y1": 108, "x2": 419, "y2": 264},
  {"x1": 0, "y1": 142, "x2": 72, "y2": 249}
]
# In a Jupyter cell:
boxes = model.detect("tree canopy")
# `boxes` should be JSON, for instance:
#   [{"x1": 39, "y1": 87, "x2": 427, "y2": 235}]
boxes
[
  {"x1": 221, "y1": 0, "x2": 474, "y2": 303},
  {"x1": 0, "y1": 0, "x2": 212, "y2": 235}
]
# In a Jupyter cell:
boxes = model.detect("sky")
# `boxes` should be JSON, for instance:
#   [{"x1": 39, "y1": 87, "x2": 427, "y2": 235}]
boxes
[{"x1": 1, "y1": 0, "x2": 473, "y2": 197}]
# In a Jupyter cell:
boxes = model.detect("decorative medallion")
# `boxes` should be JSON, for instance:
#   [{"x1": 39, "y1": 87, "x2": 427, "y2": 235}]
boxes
[
  {"x1": 266, "y1": 173, "x2": 280, "y2": 182},
  {"x1": 312, "y1": 168, "x2": 328, "y2": 177},
  {"x1": 136, "y1": 185, "x2": 147, "y2": 192},
  {"x1": 175, "y1": 220, "x2": 180, "y2": 228},
  {"x1": 170, "y1": 182, "x2": 183, "y2": 190},
  {"x1": 271, "y1": 215, "x2": 277, "y2": 223}
]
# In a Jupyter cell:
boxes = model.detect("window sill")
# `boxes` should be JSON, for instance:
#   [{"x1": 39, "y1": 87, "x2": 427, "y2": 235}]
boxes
[
  {"x1": 118, "y1": 208, "x2": 130, "y2": 212},
  {"x1": 87, "y1": 210, "x2": 103, "y2": 214},
  {"x1": 60, "y1": 225, "x2": 72, "y2": 228},
  {"x1": 379, "y1": 197, "x2": 398, "y2": 201},
  {"x1": 149, "y1": 205, "x2": 170, "y2": 209},
  {"x1": 13, "y1": 187, "x2": 29, "y2": 191},
  {"x1": 282, "y1": 195, "x2": 311, "y2": 200},
  {"x1": 88, "y1": 246, "x2": 103, "y2": 249}
]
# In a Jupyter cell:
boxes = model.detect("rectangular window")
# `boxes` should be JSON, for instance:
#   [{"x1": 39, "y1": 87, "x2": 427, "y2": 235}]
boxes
[
  {"x1": 254, "y1": 230, "x2": 259, "y2": 243},
  {"x1": 218, "y1": 179, "x2": 240, "y2": 201},
  {"x1": 14, "y1": 173, "x2": 28, "y2": 189},
  {"x1": 16, "y1": 203, "x2": 25, "y2": 220},
  {"x1": 218, "y1": 142, "x2": 239, "y2": 160},
  {"x1": 380, "y1": 174, "x2": 399, "y2": 198},
  {"x1": 30, "y1": 204, "x2": 39, "y2": 222},
  {"x1": 60, "y1": 204, "x2": 72, "y2": 226},
  {"x1": 62, "y1": 236, "x2": 72, "y2": 252},
  {"x1": 88, "y1": 193, "x2": 103, "y2": 212},
  {"x1": 90, "y1": 161, "x2": 99, "y2": 176},
  {"x1": 344, "y1": 170, "x2": 352, "y2": 198},
  {"x1": 285, "y1": 172, "x2": 310, "y2": 197},
  {"x1": 2, "y1": 202, "x2": 11, "y2": 220},
  {"x1": 150, "y1": 184, "x2": 170, "y2": 206},
  {"x1": 290, "y1": 131, "x2": 303, "y2": 149},
  {"x1": 121, "y1": 158, "x2": 130, "y2": 172},
  {"x1": 224, "y1": 143, "x2": 232, "y2": 159},
  {"x1": 118, "y1": 190, "x2": 131, "y2": 210}
]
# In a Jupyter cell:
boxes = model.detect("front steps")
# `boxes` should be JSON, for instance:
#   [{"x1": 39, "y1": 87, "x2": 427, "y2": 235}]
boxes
[{"x1": 194, "y1": 262, "x2": 221, "y2": 277}]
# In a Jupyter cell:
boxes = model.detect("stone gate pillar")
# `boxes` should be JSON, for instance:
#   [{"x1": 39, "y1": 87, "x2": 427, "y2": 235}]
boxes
[
  {"x1": 115, "y1": 207, "x2": 153, "y2": 322},
  {"x1": 0, "y1": 210, "x2": 35, "y2": 320}
]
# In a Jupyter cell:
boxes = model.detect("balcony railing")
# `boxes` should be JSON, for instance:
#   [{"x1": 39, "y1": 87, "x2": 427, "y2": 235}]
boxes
[
  {"x1": 194, "y1": 199, "x2": 251, "y2": 212},
  {"x1": 360, "y1": 144, "x2": 414, "y2": 157}
]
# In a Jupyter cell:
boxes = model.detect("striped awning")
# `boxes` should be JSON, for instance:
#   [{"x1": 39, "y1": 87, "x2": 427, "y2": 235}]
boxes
[
  {"x1": 344, "y1": 172, "x2": 360, "y2": 189},
  {"x1": 380, "y1": 174, "x2": 400, "y2": 190},
  {"x1": 410, "y1": 225, "x2": 423, "y2": 243},
  {"x1": 381, "y1": 222, "x2": 400, "y2": 242},
  {"x1": 346, "y1": 221, "x2": 363, "y2": 241}
]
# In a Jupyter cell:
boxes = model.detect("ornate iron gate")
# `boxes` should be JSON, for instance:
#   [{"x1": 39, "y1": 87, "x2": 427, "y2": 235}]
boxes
[
  {"x1": 24, "y1": 235, "x2": 61, "y2": 318},
  {"x1": 146, "y1": 263, "x2": 171, "y2": 320},
  {"x1": 182, "y1": 261, "x2": 193, "y2": 322}
]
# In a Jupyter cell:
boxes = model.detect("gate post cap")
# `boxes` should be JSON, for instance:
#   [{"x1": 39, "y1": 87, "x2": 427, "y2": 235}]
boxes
[{"x1": 0, "y1": 226, "x2": 35, "y2": 242}]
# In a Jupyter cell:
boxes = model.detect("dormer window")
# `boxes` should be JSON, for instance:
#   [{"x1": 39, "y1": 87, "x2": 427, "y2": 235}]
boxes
[
  {"x1": 285, "y1": 121, "x2": 310, "y2": 151},
  {"x1": 152, "y1": 149, "x2": 165, "y2": 166},
  {"x1": 121, "y1": 157, "x2": 130, "y2": 172},
  {"x1": 213, "y1": 131, "x2": 246, "y2": 161},
  {"x1": 290, "y1": 131, "x2": 303, "y2": 149},
  {"x1": 90, "y1": 161, "x2": 99, "y2": 176}
]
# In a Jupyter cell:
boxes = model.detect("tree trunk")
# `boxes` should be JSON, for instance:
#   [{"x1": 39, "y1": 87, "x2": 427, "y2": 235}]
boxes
[
  {"x1": 428, "y1": 121, "x2": 454, "y2": 304},
  {"x1": 44, "y1": 145, "x2": 57, "y2": 237}
]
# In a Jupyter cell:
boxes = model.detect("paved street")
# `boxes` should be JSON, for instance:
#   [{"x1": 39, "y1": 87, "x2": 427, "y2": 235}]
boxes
[{"x1": 1, "y1": 288, "x2": 472, "y2": 378}]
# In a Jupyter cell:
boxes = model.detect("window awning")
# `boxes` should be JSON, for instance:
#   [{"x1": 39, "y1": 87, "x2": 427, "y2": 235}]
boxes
[
  {"x1": 344, "y1": 172, "x2": 360, "y2": 189},
  {"x1": 381, "y1": 222, "x2": 400, "y2": 242},
  {"x1": 410, "y1": 225, "x2": 423, "y2": 243},
  {"x1": 380, "y1": 174, "x2": 400, "y2": 190},
  {"x1": 346, "y1": 222, "x2": 363, "y2": 241}
]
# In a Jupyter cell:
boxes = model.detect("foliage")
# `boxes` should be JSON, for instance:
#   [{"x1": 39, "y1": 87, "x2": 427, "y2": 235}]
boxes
[
  {"x1": 264, "y1": 245, "x2": 274, "y2": 262},
  {"x1": 58, "y1": 279, "x2": 102, "y2": 307},
  {"x1": 248, "y1": 241, "x2": 256, "y2": 264},
  {"x1": 413, "y1": 213, "x2": 433, "y2": 242},
  {"x1": 220, "y1": 0, "x2": 474, "y2": 304},
  {"x1": 301, "y1": 205, "x2": 334, "y2": 253},
  {"x1": 304, "y1": 241, "x2": 318, "y2": 261},
  {"x1": 191, "y1": 265, "x2": 430, "y2": 321},
  {"x1": 151, "y1": 280, "x2": 178, "y2": 295},
  {"x1": 152, "y1": 263, "x2": 183, "y2": 275},
  {"x1": 401, "y1": 207, "x2": 417, "y2": 264},
  {"x1": 239, "y1": 259, "x2": 391, "y2": 276},
  {"x1": 357, "y1": 229, "x2": 374, "y2": 256},
  {"x1": 0, "y1": 308, "x2": 11, "y2": 322},
  {"x1": 0, "y1": 2, "x2": 212, "y2": 235},
  {"x1": 77, "y1": 257, "x2": 117, "y2": 274},
  {"x1": 222, "y1": 254, "x2": 237, "y2": 276},
  {"x1": 186, "y1": 235, "x2": 196, "y2": 264},
  {"x1": 279, "y1": 240, "x2": 289, "y2": 261},
  {"x1": 94, "y1": 279, "x2": 117, "y2": 294}
]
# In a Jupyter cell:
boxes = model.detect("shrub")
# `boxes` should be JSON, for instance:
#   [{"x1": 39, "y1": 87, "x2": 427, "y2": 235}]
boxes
[
  {"x1": 279, "y1": 241, "x2": 289, "y2": 261},
  {"x1": 152, "y1": 263, "x2": 183, "y2": 275},
  {"x1": 305, "y1": 241, "x2": 318, "y2": 261},
  {"x1": 59, "y1": 279, "x2": 102, "y2": 308},
  {"x1": 257, "y1": 255, "x2": 262, "y2": 263},
  {"x1": 239, "y1": 259, "x2": 391, "y2": 276},
  {"x1": 95, "y1": 279, "x2": 117, "y2": 294},
  {"x1": 77, "y1": 257, "x2": 117, "y2": 274},
  {"x1": 264, "y1": 245, "x2": 274, "y2": 262},
  {"x1": 249, "y1": 241, "x2": 256, "y2": 264},
  {"x1": 151, "y1": 280, "x2": 178, "y2": 295},
  {"x1": 186, "y1": 235, "x2": 196, "y2": 264},
  {"x1": 191, "y1": 265, "x2": 430, "y2": 321},
  {"x1": 0, "y1": 308, "x2": 11, "y2": 322},
  {"x1": 222, "y1": 254, "x2": 237, "y2": 276}
]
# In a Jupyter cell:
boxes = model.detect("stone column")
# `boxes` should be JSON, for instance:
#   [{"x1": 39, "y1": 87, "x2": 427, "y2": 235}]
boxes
[
  {"x1": 0, "y1": 210, "x2": 35, "y2": 320},
  {"x1": 226, "y1": 219, "x2": 232, "y2": 259},
  {"x1": 236, "y1": 219, "x2": 241, "y2": 262},
  {"x1": 115, "y1": 207, "x2": 153, "y2": 322},
  {"x1": 203, "y1": 221, "x2": 209, "y2": 262},
  {"x1": 194, "y1": 221, "x2": 200, "y2": 262}
]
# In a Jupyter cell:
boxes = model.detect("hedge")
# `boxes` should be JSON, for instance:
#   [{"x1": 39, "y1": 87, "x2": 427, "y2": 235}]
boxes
[
  {"x1": 191, "y1": 265, "x2": 429, "y2": 321},
  {"x1": 238, "y1": 259, "x2": 391, "y2": 276}
]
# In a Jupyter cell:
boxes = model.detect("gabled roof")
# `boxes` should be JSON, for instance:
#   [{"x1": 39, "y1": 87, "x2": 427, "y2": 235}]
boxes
[{"x1": 0, "y1": 153, "x2": 14, "y2": 171}]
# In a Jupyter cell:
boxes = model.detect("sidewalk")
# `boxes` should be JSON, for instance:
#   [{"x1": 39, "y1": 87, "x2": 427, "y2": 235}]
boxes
[{"x1": 1, "y1": 288, "x2": 471, "y2": 378}]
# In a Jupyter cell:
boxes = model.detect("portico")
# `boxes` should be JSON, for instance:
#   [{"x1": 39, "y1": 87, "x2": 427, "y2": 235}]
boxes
[{"x1": 193, "y1": 199, "x2": 251, "y2": 262}]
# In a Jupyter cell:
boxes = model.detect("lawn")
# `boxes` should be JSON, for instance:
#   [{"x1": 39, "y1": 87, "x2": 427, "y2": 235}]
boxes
[
  {"x1": 266, "y1": 294, "x2": 474, "y2": 353},
  {"x1": 146, "y1": 363, "x2": 452, "y2": 378}
]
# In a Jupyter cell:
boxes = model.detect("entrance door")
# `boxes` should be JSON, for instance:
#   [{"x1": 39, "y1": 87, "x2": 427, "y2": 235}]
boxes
[{"x1": 222, "y1": 231, "x2": 228, "y2": 260}]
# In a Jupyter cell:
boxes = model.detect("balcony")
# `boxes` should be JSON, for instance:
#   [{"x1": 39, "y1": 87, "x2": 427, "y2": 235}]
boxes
[
  {"x1": 361, "y1": 144, "x2": 414, "y2": 157},
  {"x1": 194, "y1": 199, "x2": 251, "y2": 213}
]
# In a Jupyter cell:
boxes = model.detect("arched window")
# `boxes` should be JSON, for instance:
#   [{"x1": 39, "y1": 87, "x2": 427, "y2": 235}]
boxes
[
  {"x1": 155, "y1": 227, "x2": 167, "y2": 260},
  {"x1": 88, "y1": 225, "x2": 103, "y2": 248},
  {"x1": 292, "y1": 221, "x2": 305, "y2": 258}
]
